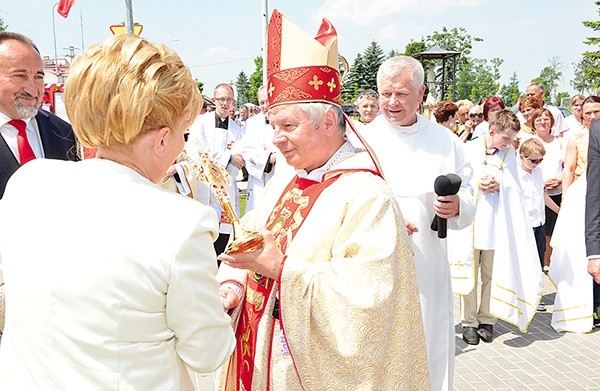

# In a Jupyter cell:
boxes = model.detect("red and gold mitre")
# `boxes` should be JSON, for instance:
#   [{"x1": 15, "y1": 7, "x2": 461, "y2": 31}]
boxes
[{"x1": 266, "y1": 9, "x2": 342, "y2": 108}]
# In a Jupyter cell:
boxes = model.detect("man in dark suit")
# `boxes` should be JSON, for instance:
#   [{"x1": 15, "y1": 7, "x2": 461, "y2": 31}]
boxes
[
  {"x1": 0, "y1": 31, "x2": 78, "y2": 199},
  {"x1": 586, "y1": 118, "x2": 600, "y2": 283}
]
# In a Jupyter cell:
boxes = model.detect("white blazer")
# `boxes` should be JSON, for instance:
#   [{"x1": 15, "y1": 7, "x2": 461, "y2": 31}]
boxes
[{"x1": 0, "y1": 158, "x2": 235, "y2": 390}]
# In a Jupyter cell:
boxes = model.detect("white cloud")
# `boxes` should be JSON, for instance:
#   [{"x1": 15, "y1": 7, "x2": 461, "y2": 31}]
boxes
[{"x1": 312, "y1": 0, "x2": 484, "y2": 26}]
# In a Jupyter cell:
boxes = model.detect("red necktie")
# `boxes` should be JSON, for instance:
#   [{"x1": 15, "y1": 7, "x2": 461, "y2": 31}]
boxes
[{"x1": 9, "y1": 119, "x2": 36, "y2": 165}]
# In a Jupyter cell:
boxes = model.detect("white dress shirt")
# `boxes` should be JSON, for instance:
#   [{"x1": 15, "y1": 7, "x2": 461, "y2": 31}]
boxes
[{"x1": 0, "y1": 112, "x2": 44, "y2": 161}]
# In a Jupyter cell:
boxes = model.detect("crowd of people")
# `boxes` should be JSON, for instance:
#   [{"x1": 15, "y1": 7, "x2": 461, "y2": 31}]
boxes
[{"x1": 0, "y1": 7, "x2": 599, "y2": 390}]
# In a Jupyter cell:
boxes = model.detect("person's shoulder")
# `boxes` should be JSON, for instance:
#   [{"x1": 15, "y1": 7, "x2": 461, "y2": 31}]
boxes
[
  {"x1": 190, "y1": 112, "x2": 212, "y2": 127},
  {"x1": 591, "y1": 119, "x2": 600, "y2": 134},
  {"x1": 246, "y1": 113, "x2": 265, "y2": 127},
  {"x1": 228, "y1": 118, "x2": 243, "y2": 132},
  {"x1": 35, "y1": 109, "x2": 73, "y2": 133},
  {"x1": 4, "y1": 159, "x2": 73, "y2": 196}
]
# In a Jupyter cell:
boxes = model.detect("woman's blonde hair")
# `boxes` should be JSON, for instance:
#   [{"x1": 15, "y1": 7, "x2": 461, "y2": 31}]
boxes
[{"x1": 64, "y1": 34, "x2": 201, "y2": 147}]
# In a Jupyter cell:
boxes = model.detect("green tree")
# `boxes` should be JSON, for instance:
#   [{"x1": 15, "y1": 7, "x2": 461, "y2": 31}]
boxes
[
  {"x1": 455, "y1": 57, "x2": 502, "y2": 102},
  {"x1": 572, "y1": 57, "x2": 597, "y2": 94},
  {"x1": 235, "y1": 70, "x2": 251, "y2": 106},
  {"x1": 195, "y1": 79, "x2": 204, "y2": 94},
  {"x1": 555, "y1": 91, "x2": 571, "y2": 107},
  {"x1": 573, "y1": 0, "x2": 600, "y2": 92},
  {"x1": 404, "y1": 40, "x2": 427, "y2": 57},
  {"x1": 531, "y1": 57, "x2": 563, "y2": 105},
  {"x1": 341, "y1": 53, "x2": 366, "y2": 104},
  {"x1": 340, "y1": 41, "x2": 385, "y2": 104},
  {"x1": 0, "y1": 17, "x2": 6, "y2": 31},
  {"x1": 248, "y1": 56, "x2": 263, "y2": 104},
  {"x1": 410, "y1": 27, "x2": 484, "y2": 100},
  {"x1": 498, "y1": 72, "x2": 521, "y2": 107},
  {"x1": 387, "y1": 49, "x2": 401, "y2": 59},
  {"x1": 361, "y1": 41, "x2": 386, "y2": 91}
]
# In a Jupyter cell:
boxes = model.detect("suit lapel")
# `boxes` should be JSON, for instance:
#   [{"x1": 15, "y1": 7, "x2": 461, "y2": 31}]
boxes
[
  {"x1": 0, "y1": 131, "x2": 19, "y2": 176},
  {"x1": 36, "y1": 110, "x2": 59, "y2": 158}
]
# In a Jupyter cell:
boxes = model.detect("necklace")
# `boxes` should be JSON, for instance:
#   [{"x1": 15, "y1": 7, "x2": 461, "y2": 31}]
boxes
[{"x1": 96, "y1": 155, "x2": 147, "y2": 178}]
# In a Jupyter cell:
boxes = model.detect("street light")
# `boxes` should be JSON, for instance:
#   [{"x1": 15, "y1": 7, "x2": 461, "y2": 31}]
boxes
[{"x1": 51, "y1": 2, "x2": 60, "y2": 79}]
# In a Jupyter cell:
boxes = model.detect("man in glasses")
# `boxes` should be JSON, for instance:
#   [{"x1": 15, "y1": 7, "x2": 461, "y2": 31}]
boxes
[
  {"x1": 186, "y1": 83, "x2": 245, "y2": 254},
  {"x1": 457, "y1": 109, "x2": 543, "y2": 346},
  {"x1": 239, "y1": 85, "x2": 292, "y2": 213}
]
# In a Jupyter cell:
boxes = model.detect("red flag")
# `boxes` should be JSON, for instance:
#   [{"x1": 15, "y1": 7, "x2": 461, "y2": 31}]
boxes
[{"x1": 57, "y1": 0, "x2": 76, "y2": 18}]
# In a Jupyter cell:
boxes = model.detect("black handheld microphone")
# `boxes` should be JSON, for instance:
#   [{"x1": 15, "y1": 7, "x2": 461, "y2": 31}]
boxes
[{"x1": 431, "y1": 173, "x2": 462, "y2": 238}]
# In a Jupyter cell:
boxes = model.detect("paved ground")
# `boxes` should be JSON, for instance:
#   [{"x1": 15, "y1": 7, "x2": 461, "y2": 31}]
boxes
[
  {"x1": 192, "y1": 273, "x2": 600, "y2": 390},
  {"x1": 454, "y1": 273, "x2": 600, "y2": 391},
  {"x1": 202, "y1": 180, "x2": 600, "y2": 390}
]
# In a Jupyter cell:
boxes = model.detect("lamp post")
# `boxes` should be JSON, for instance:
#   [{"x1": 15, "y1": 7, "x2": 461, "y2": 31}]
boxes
[
  {"x1": 125, "y1": 0, "x2": 134, "y2": 34},
  {"x1": 51, "y1": 2, "x2": 60, "y2": 80},
  {"x1": 261, "y1": 0, "x2": 268, "y2": 85}
]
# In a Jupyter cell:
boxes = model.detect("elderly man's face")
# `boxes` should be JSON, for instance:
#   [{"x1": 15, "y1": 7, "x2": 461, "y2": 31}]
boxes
[
  {"x1": 457, "y1": 106, "x2": 470, "y2": 124},
  {"x1": 378, "y1": 70, "x2": 425, "y2": 127},
  {"x1": 526, "y1": 85, "x2": 544, "y2": 105},
  {"x1": 270, "y1": 104, "x2": 332, "y2": 172},
  {"x1": 239, "y1": 106, "x2": 249, "y2": 120},
  {"x1": 356, "y1": 96, "x2": 378, "y2": 124},
  {"x1": 0, "y1": 40, "x2": 44, "y2": 119},
  {"x1": 258, "y1": 89, "x2": 269, "y2": 115}
]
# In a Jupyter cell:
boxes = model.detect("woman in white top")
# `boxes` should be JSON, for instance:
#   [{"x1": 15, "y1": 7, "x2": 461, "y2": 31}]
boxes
[
  {"x1": 531, "y1": 108, "x2": 565, "y2": 270},
  {"x1": 563, "y1": 94, "x2": 586, "y2": 141},
  {"x1": 0, "y1": 34, "x2": 236, "y2": 390}
]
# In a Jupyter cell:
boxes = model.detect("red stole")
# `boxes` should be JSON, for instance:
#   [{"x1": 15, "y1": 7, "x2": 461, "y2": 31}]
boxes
[{"x1": 228, "y1": 169, "x2": 377, "y2": 390}]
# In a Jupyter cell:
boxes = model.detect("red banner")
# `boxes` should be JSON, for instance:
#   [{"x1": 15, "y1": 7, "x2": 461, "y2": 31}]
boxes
[{"x1": 57, "y1": 0, "x2": 76, "y2": 18}]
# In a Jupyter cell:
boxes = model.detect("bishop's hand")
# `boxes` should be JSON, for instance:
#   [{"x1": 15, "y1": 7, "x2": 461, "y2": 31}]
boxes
[{"x1": 218, "y1": 229, "x2": 283, "y2": 280}]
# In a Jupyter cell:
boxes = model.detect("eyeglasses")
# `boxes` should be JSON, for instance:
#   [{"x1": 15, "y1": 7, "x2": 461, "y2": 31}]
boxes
[
  {"x1": 469, "y1": 113, "x2": 483, "y2": 118},
  {"x1": 214, "y1": 97, "x2": 234, "y2": 104},
  {"x1": 527, "y1": 157, "x2": 543, "y2": 164}
]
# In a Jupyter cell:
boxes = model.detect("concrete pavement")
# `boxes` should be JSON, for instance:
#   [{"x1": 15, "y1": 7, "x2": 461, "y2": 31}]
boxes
[{"x1": 454, "y1": 273, "x2": 600, "y2": 391}]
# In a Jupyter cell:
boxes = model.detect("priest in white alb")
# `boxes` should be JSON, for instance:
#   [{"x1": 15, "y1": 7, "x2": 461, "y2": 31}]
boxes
[{"x1": 364, "y1": 56, "x2": 476, "y2": 391}]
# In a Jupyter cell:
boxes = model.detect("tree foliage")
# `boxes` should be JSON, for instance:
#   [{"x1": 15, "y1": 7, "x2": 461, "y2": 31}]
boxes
[
  {"x1": 573, "y1": 0, "x2": 600, "y2": 93},
  {"x1": 341, "y1": 41, "x2": 386, "y2": 104},
  {"x1": 531, "y1": 57, "x2": 563, "y2": 105},
  {"x1": 248, "y1": 56, "x2": 263, "y2": 105},
  {"x1": 235, "y1": 70, "x2": 251, "y2": 106},
  {"x1": 572, "y1": 56, "x2": 597, "y2": 94},
  {"x1": 454, "y1": 57, "x2": 503, "y2": 103},
  {"x1": 0, "y1": 17, "x2": 6, "y2": 32},
  {"x1": 195, "y1": 79, "x2": 204, "y2": 94},
  {"x1": 403, "y1": 27, "x2": 494, "y2": 101},
  {"x1": 498, "y1": 72, "x2": 521, "y2": 108}
]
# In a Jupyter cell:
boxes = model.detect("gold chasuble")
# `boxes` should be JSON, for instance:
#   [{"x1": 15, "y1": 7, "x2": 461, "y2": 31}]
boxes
[
  {"x1": 218, "y1": 155, "x2": 430, "y2": 391},
  {"x1": 227, "y1": 170, "x2": 356, "y2": 390},
  {"x1": 218, "y1": 8, "x2": 429, "y2": 391}
]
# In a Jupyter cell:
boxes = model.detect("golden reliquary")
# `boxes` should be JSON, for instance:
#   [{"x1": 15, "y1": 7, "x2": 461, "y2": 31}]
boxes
[{"x1": 164, "y1": 152, "x2": 264, "y2": 255}]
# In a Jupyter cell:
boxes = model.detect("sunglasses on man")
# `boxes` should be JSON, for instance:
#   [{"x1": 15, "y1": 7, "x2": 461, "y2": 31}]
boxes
[{"x1": 469, "y1": 113, "x2": 484, "y2": 118}]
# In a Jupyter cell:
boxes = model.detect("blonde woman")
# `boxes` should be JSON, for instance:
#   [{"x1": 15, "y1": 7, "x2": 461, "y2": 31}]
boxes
[{"x1": 0, "y1": 35, "x2": 235, "y2": 389}]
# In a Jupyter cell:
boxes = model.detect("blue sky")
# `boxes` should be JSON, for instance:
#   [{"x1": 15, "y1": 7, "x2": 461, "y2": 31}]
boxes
[{"x1": 1, "y1": 0, "x2": 596, "y2": 99}]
